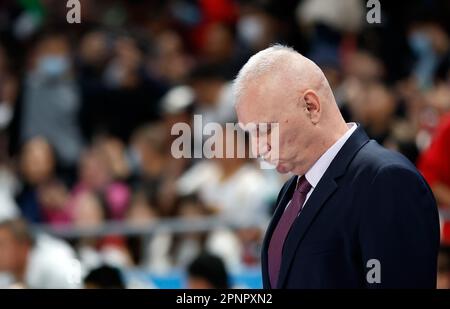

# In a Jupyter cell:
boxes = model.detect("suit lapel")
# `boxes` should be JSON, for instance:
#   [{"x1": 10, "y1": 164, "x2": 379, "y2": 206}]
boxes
[
  {"x1": 261, "y1": 176, "x2": 297, "y2": 288},
  {"x1": 276, "y1": 124, "x2": 371, "y2": 288}
]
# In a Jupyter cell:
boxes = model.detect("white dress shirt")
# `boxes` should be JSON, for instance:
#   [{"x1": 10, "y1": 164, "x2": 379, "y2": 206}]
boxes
[{"x1": 286, "y1": 122, "x2": 358, "y2": 211}]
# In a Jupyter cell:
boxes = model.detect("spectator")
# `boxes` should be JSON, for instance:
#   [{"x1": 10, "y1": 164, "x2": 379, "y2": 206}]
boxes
[
  {"x1": 0, "y1": 218, "x2": 81, "y2": 288},
  {"x1": 99, "y1": 35, "x2": 167, "y2": 142},
  {"x1": 18, "y1": 32, "x2": 84, "y2": 170},
  {"x1": 125, "y1": 190, "x2": 160, "y2": 267},
  {"x1": 0, "y1": 44, "x2": 17, "y2": 131},
  {"x1": 437, "y1": 247, "x2": 450, "y2": 289},
  {"x1": 84, "y1": 264, "x2": 125, "y2": 289},
  {"x1": 151, "y1": 31, "x2": 194, "y2": 85},
  {"x1": 72, "y1": 190, "x2": 132, "y2": 271},
  {"x1": 189, "y1": 65, "x2": 236, "y2": 125},
  {"x1": 16, "y1": 136, "x2": 71, "y2": 224},
  {"x1": 171, "y1": 194, "x2": 212, "y2": 268},
  {"x1": 68, "y1": 145, "x2": 130, "y2": 221},
  {"x1": 187, "y1": 252, "x2": 229, "y2": 289}
]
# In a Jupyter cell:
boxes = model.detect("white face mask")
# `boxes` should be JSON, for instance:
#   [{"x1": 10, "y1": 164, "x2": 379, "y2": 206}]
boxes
[
  {"x1": 103, "y1": 60, "x2": 126, "y2": 88},
  {"x1": 237, "y1": 15, "x2": 265, "y2": 47},
  {"x1": 0, "y1": 102, "x2": 12, "y2": 129},
  {"x1": 126, "y1": 146, "x2": 143, "y2": 174},
  {"x1": 408, "y1": 31, "x2": 433, "y2": 56}
]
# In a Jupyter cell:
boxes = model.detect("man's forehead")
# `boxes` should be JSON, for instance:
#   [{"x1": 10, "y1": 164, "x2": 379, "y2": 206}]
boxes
[
  {"x1": 236, "y1": 84, "x2": 266, "y2": 112},
  {"x1": 236, "y1": 101, "x2": 274, "y2": 129},
  {"x1": 236, "y1": 102, "x2": 259, "y2": 127}
]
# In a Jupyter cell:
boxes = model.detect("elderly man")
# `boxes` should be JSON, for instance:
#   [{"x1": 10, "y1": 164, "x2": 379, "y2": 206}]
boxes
[{"x1": 234, "y1": 45, "x2": 440, "y2": 288}]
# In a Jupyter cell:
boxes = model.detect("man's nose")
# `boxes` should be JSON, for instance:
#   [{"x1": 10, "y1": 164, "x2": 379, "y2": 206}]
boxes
[{"x1": 250, "y1": 134, "x2": 271, "y2": 158}]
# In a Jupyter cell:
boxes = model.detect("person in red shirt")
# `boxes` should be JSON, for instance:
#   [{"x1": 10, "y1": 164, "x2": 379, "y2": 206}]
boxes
[{"x1": 418, "y1": 113, "x2": 450, "y2": 244}]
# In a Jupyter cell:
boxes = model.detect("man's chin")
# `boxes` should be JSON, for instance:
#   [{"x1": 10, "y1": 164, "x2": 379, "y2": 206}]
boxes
[{"x1": 276, "y1": 163, "x2": 291, "y2": 174}]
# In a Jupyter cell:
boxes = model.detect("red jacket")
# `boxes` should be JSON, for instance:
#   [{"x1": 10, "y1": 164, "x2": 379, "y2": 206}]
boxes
[{"x1": 418, "y1": 113, "x2": 450, "y2": 244}]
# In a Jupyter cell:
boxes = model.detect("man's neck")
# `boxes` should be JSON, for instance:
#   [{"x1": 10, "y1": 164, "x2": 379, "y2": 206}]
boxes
[
  {"x1": 301, "y1": 122, "x2": 351, "y2": 175},
  {"x1": 317, "y1": 122, "x2": 349, "y2": 159}
]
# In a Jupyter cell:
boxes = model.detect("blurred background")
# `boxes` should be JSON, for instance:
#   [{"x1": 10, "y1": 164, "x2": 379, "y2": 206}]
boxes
[{"x1": 0, "y1": 0, "x2": 449, "y2": 289}]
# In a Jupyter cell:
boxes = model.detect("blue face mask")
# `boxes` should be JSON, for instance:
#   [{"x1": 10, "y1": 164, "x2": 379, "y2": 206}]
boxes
[
  {"x1": 37, "y1": 55, "x2": 70, "y2": 78},
  {"x1": 408, "y1": 31, "x2": 433, "y2": 56}
]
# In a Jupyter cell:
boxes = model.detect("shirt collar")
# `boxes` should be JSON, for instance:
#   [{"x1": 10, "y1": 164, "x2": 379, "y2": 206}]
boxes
[{"x1": 302, "y1": 123, "x2": 358, "y2": 188}]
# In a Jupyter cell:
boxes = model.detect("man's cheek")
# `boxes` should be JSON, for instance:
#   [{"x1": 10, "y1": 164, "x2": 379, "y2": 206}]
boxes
[{"x1": 277, "y1": 136, "x2": 288, "y2": 156}]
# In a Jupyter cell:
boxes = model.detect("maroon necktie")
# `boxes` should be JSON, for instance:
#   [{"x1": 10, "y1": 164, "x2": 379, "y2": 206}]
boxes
[{"x1": 268, "y1": 175, "x2": 312, "y2": 288}]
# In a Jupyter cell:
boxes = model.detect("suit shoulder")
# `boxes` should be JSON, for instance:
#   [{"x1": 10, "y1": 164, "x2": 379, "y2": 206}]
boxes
[{"x1": 352, "y1": 140, "x2": 419, "y2": 177}]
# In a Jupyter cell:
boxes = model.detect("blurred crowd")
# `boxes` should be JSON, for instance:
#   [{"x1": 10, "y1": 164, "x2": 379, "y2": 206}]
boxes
[{"x1": 0, "y1": 0, "x2": 449, "y2": 288}]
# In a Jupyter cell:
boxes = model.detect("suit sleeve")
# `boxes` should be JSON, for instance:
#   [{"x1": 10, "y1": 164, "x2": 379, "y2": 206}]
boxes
[{"x1": 359, "y1": 164, "x2": 440, "y2": 288}]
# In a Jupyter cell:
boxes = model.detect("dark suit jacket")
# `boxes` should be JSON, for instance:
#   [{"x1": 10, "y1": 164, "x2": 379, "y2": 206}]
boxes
[{"x1": 262, "y1": 125, "x2": 440, "y2": 288}]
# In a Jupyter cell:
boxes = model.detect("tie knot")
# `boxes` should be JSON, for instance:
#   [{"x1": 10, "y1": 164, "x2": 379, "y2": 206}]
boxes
[{"x1": 297, "y1": 175, "x2": 312, "y2": 194}]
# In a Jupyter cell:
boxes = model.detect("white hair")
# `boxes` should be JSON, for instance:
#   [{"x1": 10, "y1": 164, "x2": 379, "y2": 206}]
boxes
[
  {"x1": 233, "y1": 44, "x2": 332, "y2": 105},
  {"x1": 233, "y1": 44, "x2": 297, "y2": 102}
]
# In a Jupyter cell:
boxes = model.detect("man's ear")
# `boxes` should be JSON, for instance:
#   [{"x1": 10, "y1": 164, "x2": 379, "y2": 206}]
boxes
[{"x1": 303, "y1": 90, "x2": 321, "y2": 124}]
